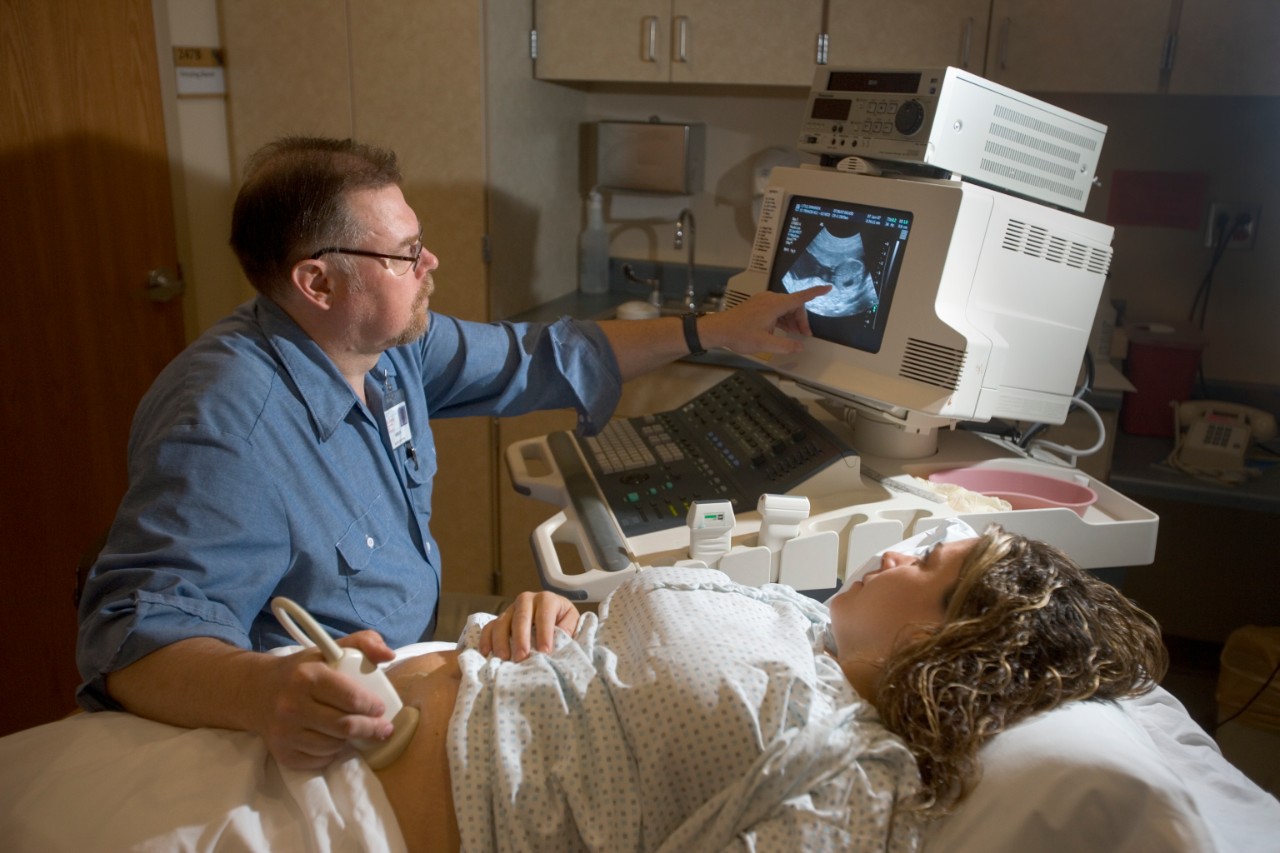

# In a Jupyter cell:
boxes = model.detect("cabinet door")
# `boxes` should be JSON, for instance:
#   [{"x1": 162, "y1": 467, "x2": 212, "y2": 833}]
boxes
[
  {"x1": 986, "y1": 0, "x2": 1174, "y2": 93},
  {"x1": 669, "y1": 0, "x2": 823, "y2": 85},
  {"x1": 1168, "y1": 0, "x2": 1280, "y2": 95},
  {"x1": 224, "y1": 0, "x2": 497, "y2": 598},
  {"x1": 535, "y1": 0, "x2": 670, "y2": 82},
  {"x1": 825, "y1": 0, "x2": 990, "y2": 72}
]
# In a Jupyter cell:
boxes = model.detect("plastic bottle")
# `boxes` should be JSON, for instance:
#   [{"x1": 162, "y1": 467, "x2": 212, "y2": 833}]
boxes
[{"x1": 578, "y1": 190, "x2": 609, "y2": 295}]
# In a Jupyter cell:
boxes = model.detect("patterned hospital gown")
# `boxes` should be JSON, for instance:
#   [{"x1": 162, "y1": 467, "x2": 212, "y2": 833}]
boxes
[{"x1": 447, "y1": 566, "x2": 922, "y2": 852}]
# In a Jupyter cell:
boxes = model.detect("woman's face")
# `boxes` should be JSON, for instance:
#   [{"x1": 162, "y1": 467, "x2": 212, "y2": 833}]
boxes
[{"x1": 827, "y1": 537, "x2": 977, "y2": 665}]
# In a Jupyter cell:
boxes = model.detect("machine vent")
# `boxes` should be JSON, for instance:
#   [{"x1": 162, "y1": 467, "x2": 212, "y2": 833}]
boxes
[
  {"x1": 899, "y1": 338, "x2": 965, "y2": 390},
  {"x1": 722, "y1": 288, "x2": 751, "y2": 310},
  {"x1": 985, "y1": 138, "x2": 1079, "y2": 182},
  {"x1": 992, "y1": 104, "x2": 1099, "y2": 152},
  {"x1": 1001, "y1": 220, "x2": 1112, "y2": 275},
  {"x1": 978, "y1": 104, "x2": 1100, "y2": 207},
  {"x1": 979, "y1": 158, "x2": 1084, "y2": 206}
]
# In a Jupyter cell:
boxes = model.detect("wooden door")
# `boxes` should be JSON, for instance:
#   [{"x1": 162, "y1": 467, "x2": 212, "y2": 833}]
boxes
[{"x1": 0, "y1": 0, "x2": 187, "y2": 735}]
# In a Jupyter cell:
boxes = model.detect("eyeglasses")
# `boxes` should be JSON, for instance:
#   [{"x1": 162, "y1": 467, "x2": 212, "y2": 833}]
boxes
[{"x1": 310, "y1": 235, "x2": 424, "y2": 276}]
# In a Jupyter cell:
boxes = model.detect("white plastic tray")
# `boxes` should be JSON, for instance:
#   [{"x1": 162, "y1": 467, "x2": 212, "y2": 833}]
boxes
[{"x1": 506, "y1": 423, "x2": 1158, "y2": 602}]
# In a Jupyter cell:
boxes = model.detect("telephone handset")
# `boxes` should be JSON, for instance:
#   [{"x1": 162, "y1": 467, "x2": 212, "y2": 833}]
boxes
[{"x1": 1172, "y1": 400, "x2": 1277, "y2": 473}]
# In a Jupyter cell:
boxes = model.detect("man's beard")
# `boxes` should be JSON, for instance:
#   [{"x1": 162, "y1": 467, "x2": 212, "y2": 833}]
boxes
[{"x1": 389, "y1": 276, "x2": 432, "y2": 347}]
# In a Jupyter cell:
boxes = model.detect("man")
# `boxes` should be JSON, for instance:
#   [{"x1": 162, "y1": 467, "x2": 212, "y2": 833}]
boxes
[{"x1": 77, "y1": 137, "x2": 827, "y2": 769}]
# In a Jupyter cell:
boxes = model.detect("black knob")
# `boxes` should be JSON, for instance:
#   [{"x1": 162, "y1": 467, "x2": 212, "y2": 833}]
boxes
[{"x1": 894, "y1": 100, "x2": 926, "y2": 136}]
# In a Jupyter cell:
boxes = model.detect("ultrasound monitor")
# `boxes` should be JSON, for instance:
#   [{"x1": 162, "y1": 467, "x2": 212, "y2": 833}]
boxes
[
  {"x1": 727, "y1": 165, "x2": 1114, "y2": 458},
  {"x1": 769, "y1": 194, "x2": 912, "y2": 355}
]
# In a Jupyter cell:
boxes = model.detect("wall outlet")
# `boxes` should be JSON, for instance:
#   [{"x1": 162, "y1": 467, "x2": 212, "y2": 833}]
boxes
[{"x1": 1204, "y1": 202, "x2": 1262, "y2": 250}]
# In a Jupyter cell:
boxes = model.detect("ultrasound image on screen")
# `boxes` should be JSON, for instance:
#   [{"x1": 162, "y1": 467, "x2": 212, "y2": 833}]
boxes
[{"x1": 768, "y1": 194, "x2": 912, "y2": 354}]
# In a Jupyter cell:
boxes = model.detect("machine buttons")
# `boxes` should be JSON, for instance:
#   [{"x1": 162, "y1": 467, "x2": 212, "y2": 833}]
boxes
[{"x1": 895, "y1": 100, "x2": 926, "y2": 136}]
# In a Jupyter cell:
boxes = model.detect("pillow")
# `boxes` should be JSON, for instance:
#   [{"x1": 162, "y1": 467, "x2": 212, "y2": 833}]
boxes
[{"x1": 924, "y1": 690, "x2": 1216, "y2": 852}]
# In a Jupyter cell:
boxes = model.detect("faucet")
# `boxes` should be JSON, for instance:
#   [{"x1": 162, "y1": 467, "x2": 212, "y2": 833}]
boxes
[
  {"x1": 674, "y1": 208, "x2": 697, "y2": 312},
  {"x1": 622, "y1": 263, "x2": 662, "y2": 308}
]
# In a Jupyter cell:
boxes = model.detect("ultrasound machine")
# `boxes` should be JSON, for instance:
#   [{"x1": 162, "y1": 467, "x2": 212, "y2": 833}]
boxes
[{"x1": 507, "y1": 67, "x2": 1158, "y2": 601}]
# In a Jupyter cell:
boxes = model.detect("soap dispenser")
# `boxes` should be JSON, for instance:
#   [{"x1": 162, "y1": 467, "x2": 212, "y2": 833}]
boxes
[{"x1": 578, "y1": 190, "x2": 609, "y2": 295}]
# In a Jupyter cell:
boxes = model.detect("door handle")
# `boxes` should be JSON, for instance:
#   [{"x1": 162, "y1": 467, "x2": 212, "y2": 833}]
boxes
[{"x1": 146, "y1": 267, "x2": 185, "y2": 302}]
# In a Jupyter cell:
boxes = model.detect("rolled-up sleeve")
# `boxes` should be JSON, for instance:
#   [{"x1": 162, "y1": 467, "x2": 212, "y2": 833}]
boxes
[{"x1": 76, "y1": 427, "x2": 290, "y2": 711}]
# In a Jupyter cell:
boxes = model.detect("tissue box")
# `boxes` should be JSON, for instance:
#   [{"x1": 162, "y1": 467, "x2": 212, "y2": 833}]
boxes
[{"x1": 590, "y1": 120, "x2": 705, "y2": 194}]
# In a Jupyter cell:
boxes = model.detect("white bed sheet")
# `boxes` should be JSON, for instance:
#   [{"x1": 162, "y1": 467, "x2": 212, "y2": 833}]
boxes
[
  {"x1": 0, "y1": 711, "x2": 405, "y2": 852},
  {"x1": 0, "y1": 641, "x2": 453, "y2": 853}
]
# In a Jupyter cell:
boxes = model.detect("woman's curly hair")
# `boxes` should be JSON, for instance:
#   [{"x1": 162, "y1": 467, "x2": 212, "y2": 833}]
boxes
[{"x1": 875, "y1": 525, "x2": 1167, "y2": 817}]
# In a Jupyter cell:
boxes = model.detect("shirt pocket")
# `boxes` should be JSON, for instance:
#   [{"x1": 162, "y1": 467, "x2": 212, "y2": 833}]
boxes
[
  {"x1": 336, "y1": 507, "x2": 387, "y2": 574},
  {"x1": 402, "y1": 440, "x2": 435, "y2": 517},
  {"x1": 335, "y1": 501, "x2": 424, "y2": 627}
]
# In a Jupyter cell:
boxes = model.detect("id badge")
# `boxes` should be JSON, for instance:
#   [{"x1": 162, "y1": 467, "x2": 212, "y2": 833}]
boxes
[{"x1": 383, "y1": 387, "x2": 412, "y2": 450}]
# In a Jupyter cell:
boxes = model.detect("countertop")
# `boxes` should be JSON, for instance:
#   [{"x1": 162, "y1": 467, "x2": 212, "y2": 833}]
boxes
[
  {"x1": 504, "y1": 259, "x2": 739, "y2": 325},
  {"x1": 1109, "y1": 431, "x2": 1280, "y2": 513}
]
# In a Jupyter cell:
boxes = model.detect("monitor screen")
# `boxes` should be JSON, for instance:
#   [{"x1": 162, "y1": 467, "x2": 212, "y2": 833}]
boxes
[{"x1": 766, "y1": 194, "x2": 912, "y2": 354}]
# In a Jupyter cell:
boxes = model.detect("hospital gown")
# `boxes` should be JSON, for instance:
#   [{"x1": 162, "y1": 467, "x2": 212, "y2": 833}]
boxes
[{"x1": 448, "y1": 567, "x2": 922, "y2": 852}]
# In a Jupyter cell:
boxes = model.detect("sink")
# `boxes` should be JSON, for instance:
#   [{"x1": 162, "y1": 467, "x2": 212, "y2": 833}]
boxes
[{"x1": 595, "y1": 301, "x2": 720, "y2": 321}]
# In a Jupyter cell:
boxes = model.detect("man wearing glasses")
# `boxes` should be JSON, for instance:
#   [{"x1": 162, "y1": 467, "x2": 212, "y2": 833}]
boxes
[{"x1": 75, "y1": 137, "x2": 827, "y2": 769}]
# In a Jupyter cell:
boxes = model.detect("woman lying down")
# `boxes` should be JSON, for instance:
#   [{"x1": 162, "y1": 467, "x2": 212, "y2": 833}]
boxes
[{"x1": 376, "y1": 521, "x2": 1167, "y2": 851}]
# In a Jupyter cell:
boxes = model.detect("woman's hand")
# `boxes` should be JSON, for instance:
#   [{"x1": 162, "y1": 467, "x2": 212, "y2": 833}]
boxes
[{"x1": 479, "y1": 591, "x2": 580, "y2": 662}]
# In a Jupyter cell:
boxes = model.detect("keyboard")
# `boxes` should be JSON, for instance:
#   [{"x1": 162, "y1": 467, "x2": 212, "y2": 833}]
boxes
[{"x1": 550, "y1": 369, "x2": 857, "y2": 539}]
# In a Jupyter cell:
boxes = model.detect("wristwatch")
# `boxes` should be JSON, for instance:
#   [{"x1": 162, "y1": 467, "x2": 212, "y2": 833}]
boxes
[{"x1": 681, "y1": 311, "x2": 707, "y2": 356}]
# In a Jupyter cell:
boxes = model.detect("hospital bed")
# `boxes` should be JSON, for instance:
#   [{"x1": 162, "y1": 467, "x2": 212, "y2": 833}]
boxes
[
  {"x1": 4, "y1": 373, "x2": 1275, "y2": 849},
  {"x1": 1, "y1": 638, "x2": 1276, "y2": 851}
]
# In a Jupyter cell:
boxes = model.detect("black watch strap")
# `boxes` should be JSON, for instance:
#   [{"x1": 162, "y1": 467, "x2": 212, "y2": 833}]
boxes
[{"x1": 681, "y1": 311, "x2": 707, "y2": 356}]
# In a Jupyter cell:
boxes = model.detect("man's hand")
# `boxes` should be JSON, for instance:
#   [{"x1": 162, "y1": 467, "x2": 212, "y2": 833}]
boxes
[
  {"x1": 254, "y1": 629, "x2": 398, "y2": 769},
  {"x1": 599, "y1": 284, "x2": 831, "y2": 383},
  {"x1": 479, "y1": 591, "x2": 580, "y2": 662},
  {"x1": 105, "y1": 632, "x2": 400, "y2": 770},
  {"x1": 700, "y1": 285, "x2": 831, "y2": 355}
]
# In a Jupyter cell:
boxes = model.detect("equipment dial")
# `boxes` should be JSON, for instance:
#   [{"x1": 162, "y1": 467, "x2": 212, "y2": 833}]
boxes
[{"x1": 894, "y1": 100, "x2": 926, "y2": 136}]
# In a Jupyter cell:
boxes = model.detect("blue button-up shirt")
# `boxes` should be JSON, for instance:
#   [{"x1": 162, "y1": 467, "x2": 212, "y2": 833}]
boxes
[{"x1": 76, "y1": 296, "x2": 621, "y2": 711}]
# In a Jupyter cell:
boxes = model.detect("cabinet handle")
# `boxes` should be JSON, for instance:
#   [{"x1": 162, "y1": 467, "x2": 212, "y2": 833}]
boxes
[
  {"x1": 674, "y1": 15, "x2": 688, "y2": 63},
  {"x1": 960, "y1": 17, "x2": 973, "y2": 69},
  {"x1": 997, "y1": 17, "x2": 1010, "y2": 71},
  {"x1": 642, "y1": 16, "x2": 657, "y2": 62}
]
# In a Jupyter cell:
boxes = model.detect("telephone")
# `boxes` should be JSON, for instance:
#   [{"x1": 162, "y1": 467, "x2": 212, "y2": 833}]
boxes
[{"x1": 1172, "y1": 400, "x2": 1278, "y2": 472}]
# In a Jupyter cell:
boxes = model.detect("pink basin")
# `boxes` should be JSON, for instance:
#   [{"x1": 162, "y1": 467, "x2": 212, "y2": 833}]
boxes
[{"x1": 927, "y1": 468, "x2": 1098, "y2": 515}]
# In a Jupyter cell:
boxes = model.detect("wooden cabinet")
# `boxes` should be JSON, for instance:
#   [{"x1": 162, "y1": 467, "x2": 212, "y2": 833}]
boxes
[
  {"x1": 534, "y1": 0, "x2": 668, "y2": 83},
  {"x1": 1167, "y1": 0, "x2": 1280, "y2": 95},
  {"x1": 985, "y1": 0, "x2": 1175, "y2": 94},
  {"x1": 221, "y1": 0, "x2": 497, "y2": 598},
  {"x1": 984, "y1": 0, "x2": 1279, "y2": 96},
  {"x1": 535, "y1": 0, "x2": 1277, "y2": 96},
  {"x1": 534, "y1": 0, "x2": 824, "y2": 85},
  {"x1": 824, "y1": 0, "x2": 991, "y2": 72}
]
